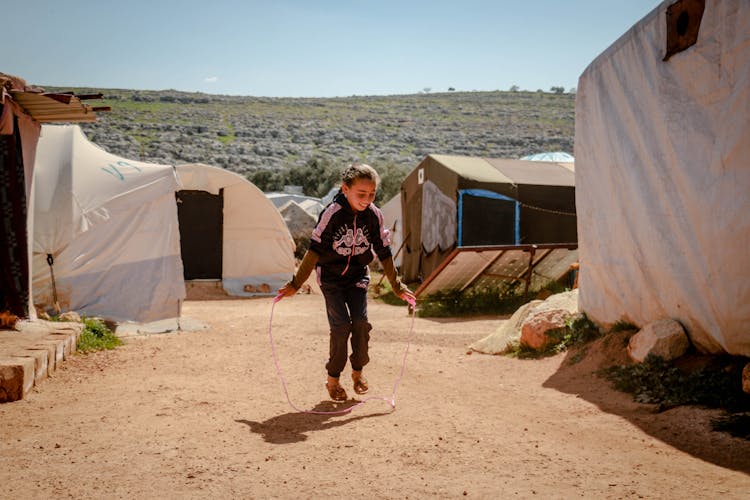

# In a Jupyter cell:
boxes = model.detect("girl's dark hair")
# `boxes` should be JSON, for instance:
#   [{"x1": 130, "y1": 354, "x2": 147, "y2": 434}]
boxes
[{"x1": 341, "y1": 163, "x2": 380, "y2": 187}]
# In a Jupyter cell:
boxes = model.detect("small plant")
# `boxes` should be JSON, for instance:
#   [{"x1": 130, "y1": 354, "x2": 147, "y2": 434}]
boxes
[
  {"x1": 611, "y1": 320, "x2": 638, "y2": 332},
  {"x1": 77, "y1": 317, "x2": 122, "y2": 353},
  {"x1": 600, "y1": 354, "x2": 750, "y2": 412}
]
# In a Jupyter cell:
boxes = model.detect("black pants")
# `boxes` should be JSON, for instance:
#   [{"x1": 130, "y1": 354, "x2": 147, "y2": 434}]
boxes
[{"x1": 320, "y1": 280, "x2": 372, "y2": 378}]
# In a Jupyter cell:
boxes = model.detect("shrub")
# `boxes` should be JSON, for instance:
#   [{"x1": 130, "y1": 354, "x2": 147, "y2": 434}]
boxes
[
  {"x1": 600, "y1": 354, "x2": 750, "y2": 412},
  {"x1": 77, "y1": 317, "x2": 122, "y2": 353},
  {"x1": 414, "y1": 286, "x2": 530, "y2": 318}
]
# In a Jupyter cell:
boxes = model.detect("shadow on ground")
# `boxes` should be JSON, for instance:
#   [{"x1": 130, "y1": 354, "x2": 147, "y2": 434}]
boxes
[
  {"x1": 236, "y1": 400, "x2": 392, "y2": 444},
  {"x1": 542, "y1": 331, "x2": 750, "y2": 475}
]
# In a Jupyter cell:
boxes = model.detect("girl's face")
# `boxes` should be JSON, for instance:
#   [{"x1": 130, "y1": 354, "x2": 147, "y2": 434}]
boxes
[{"x1": 342, "y1": 178, "x2": 377, "y2": 212}]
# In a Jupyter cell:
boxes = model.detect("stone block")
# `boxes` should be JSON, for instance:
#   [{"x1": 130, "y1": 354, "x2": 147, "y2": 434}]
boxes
[
  {"x1": 47, "y1": 334, "x2": 74, "y2": 360},
  {"x1": 39, "y1": 339, "x2": 65, "y2": 367},
  {"x1": 0, "y1": 357, "x2": 36, "y2": 402},
  {"x1": 31, "y1": 343, "x2": 58, "y2": 373},
  {"x1": 12, "y1": 349, "x2": 49, "y2": 386}
]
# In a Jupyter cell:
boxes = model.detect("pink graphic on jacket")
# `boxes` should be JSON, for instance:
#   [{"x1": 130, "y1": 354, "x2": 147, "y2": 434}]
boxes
[{"x1": 332, "y1": 226, "x2": 370, "y2": 256}]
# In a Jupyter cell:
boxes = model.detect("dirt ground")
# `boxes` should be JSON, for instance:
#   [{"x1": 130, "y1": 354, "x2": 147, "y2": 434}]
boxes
[{"x1": 1, "y1": 291, "x2": 749, "y2": 499}]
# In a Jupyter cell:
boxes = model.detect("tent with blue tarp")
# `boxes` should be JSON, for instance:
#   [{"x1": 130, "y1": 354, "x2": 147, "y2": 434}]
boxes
[{"x1": 400, "y1": 154, "x2": 577, "y2": 283}]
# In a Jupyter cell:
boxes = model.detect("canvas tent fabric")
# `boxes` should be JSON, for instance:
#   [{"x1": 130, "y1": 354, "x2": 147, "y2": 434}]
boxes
[
  {"x1": 32, "y1": 124, "x2": 185, "y2": 323},
  {"x1": 2, "y1": 73, "x2": 104, "y2": 319},
  {"x1": 401, "y1": 154, "x2": 577, "y2": 283},
  {"x1": 278, "y1": 199, "x2": 317, "y2": 257},
  {"x1": 267, "y1": 192, "x2": 323, "y2": 213},
  {"x1": 575, "y1": 0, "x2": 750, "y2": 356},
  {"x1": 521, "y1": 151, "x2": 574, "y2": 163},
  {"x1": 176, "y1": 163, "x2": 295, "y2": 296},
  {"x1": 379, "y1": 194, "x2": 403, "y2": 267}
]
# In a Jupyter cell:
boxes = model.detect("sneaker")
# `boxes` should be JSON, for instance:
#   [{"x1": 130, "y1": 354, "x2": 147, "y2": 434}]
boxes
[{"x1": 326, "y1": 382, "x2": 348, "y2": 402}]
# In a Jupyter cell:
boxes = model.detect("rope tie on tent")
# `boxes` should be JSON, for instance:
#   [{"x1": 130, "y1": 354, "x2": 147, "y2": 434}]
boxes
[
  {"x1": 267, "y1": 292, "x2": 417, "y2": 415},
  {"x1": 518, "y1": 202, "x2": 577, "y2": 216},
  {"x1": 46, "y1": 254, "x2": 61, "y2": 314}
]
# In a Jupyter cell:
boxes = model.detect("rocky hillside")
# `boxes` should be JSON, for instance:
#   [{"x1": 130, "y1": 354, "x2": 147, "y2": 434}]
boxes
[{"x1": 53, "y1": 87, "x2": 574, "y2": 185}]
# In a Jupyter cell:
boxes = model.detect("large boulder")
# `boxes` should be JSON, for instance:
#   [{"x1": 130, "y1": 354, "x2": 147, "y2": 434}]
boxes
[
  {"x1": 520, "y1": 290, "x2": 579, "y2": 350},
  {"x1": 627, "y1": 319, "x2": 690, "y2": 363},
  {"x1": 469, "y1": 300, "x2": 543, "y2": 354},
  {"x1": 742, "y1": 363, "x2": 750, "y2": 395}
]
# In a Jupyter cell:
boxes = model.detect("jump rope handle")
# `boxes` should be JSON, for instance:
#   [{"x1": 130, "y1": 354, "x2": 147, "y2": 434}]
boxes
[{"x1": 274, "y1": 292, "x2": 285, "y2": 303}]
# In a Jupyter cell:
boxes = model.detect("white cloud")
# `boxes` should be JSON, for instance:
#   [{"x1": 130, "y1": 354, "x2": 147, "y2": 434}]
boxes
[{"x1": 204, "y1": 76, "x2": 219, "y2": 83}]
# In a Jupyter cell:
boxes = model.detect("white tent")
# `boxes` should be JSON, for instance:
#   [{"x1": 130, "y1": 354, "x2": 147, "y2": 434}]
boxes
[
  {"x1": 31, "y1": 126, "x2": 296, "y2": 323},
  {"x1": 176, "y1": 163, "x2": 295, "y2": 296},
  {"x1": 575, "y1": 0, "x2": 750, "y2": 356},
  {"x1": 521, "y1": 151, "x2": 574, "y2": 163},
  {"x1": 266, "y1": 192, "x2": 322, "y2": 211},
  {"x1": 32, "y1": 124, "x2": 185, "y2": 322}
]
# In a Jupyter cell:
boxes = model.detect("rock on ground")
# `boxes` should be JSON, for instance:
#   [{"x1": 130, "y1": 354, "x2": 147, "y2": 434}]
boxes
[
  {"x1": 627, "y1": 318, "x2": 690, "y2": 363},
  {"x1": 470, "y1": 300, "x2": 542, "y2": 354},
  {"x1": 520, "y1": 290, "x2": 579, "y2": 350}
]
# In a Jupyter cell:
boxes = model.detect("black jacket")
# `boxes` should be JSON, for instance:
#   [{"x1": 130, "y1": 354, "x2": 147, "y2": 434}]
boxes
[{"x1": 309, "y1": 192, "x2": 392, "y2": 285}]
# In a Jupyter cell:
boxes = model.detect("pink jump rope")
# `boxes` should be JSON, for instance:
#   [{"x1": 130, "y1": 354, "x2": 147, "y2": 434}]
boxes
[{"x1": 269, "y1": 292, "x2": 417, "y2": 415}]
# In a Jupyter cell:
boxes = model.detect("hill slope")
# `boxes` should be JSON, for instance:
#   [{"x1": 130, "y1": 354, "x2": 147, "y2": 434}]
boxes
[{"x1": 52, "y1": 87, "x2": 574, "y2": 184}]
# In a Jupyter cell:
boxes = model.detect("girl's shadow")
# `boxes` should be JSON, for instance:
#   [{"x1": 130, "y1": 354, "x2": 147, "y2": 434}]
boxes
[{"x1": 236, "y1": 400, "x2": 392, "y2": 444}]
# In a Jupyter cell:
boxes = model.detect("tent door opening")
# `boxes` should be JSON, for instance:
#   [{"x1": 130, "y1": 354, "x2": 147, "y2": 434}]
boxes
[
  {"x1": 177, "y1": 189, "x2": 223, "y2": 280},
  {"x1": 458, "y1": 189, "x2": 519, "y2": 246}
]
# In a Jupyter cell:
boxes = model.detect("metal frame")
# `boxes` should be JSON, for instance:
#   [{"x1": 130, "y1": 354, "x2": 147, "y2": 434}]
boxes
[{"x1": 414, "y1": 243, "x2": 578, "y2": 298}]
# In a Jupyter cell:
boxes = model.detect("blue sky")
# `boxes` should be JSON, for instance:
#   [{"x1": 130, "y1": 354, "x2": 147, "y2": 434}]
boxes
[{"x1": 5, "y1": 0, "x2": 661, "y2": 97}]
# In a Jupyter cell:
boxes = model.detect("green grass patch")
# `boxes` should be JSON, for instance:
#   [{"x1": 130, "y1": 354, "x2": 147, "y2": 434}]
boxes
[
  {"x1": 414, "y1": 286, "x2": 530, "y2": 318},
  {"x1": 413, "y1": 279, "x2": 569, "y2": 319},
  {"x1": 77, "y1": 317, "x2": 122, "y2": 353},
  {"x1": 218, "y1": 115, "x2": 236, "y2": 145}
]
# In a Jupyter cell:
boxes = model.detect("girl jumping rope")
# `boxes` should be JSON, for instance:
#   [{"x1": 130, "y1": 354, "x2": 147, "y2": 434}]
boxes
[{"x1": 277, "y1": 163, "x2": 415, "y2": 402}]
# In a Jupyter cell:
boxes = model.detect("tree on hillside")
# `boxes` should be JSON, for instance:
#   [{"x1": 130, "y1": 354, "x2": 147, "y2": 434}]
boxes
[
  {"x1": 550, "y1": 86, "x2": 565, "y2": 94},
  {"x1": 287, "y1": 158, "x2": 341, "y2": 198},
  {"x1": 246, "y1": 169, "x2": 284, "y2": 192},
  {"x1": 374, "y1": 161, "x2": 410, "y2": 205}
]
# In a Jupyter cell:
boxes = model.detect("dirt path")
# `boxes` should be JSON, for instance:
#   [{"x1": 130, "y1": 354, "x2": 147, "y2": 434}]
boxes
[{"x1": 1, "y1": 294, "x2": 748, "y2": 498}]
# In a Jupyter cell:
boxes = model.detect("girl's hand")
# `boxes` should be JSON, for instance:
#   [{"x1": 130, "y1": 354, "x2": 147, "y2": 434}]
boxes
[
  {"x1": 277, "y1": 282, "x2": 298, "y2": 299},
  {"x1": 399, "y1": 287, "x2": 416, "y2": 306}
]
